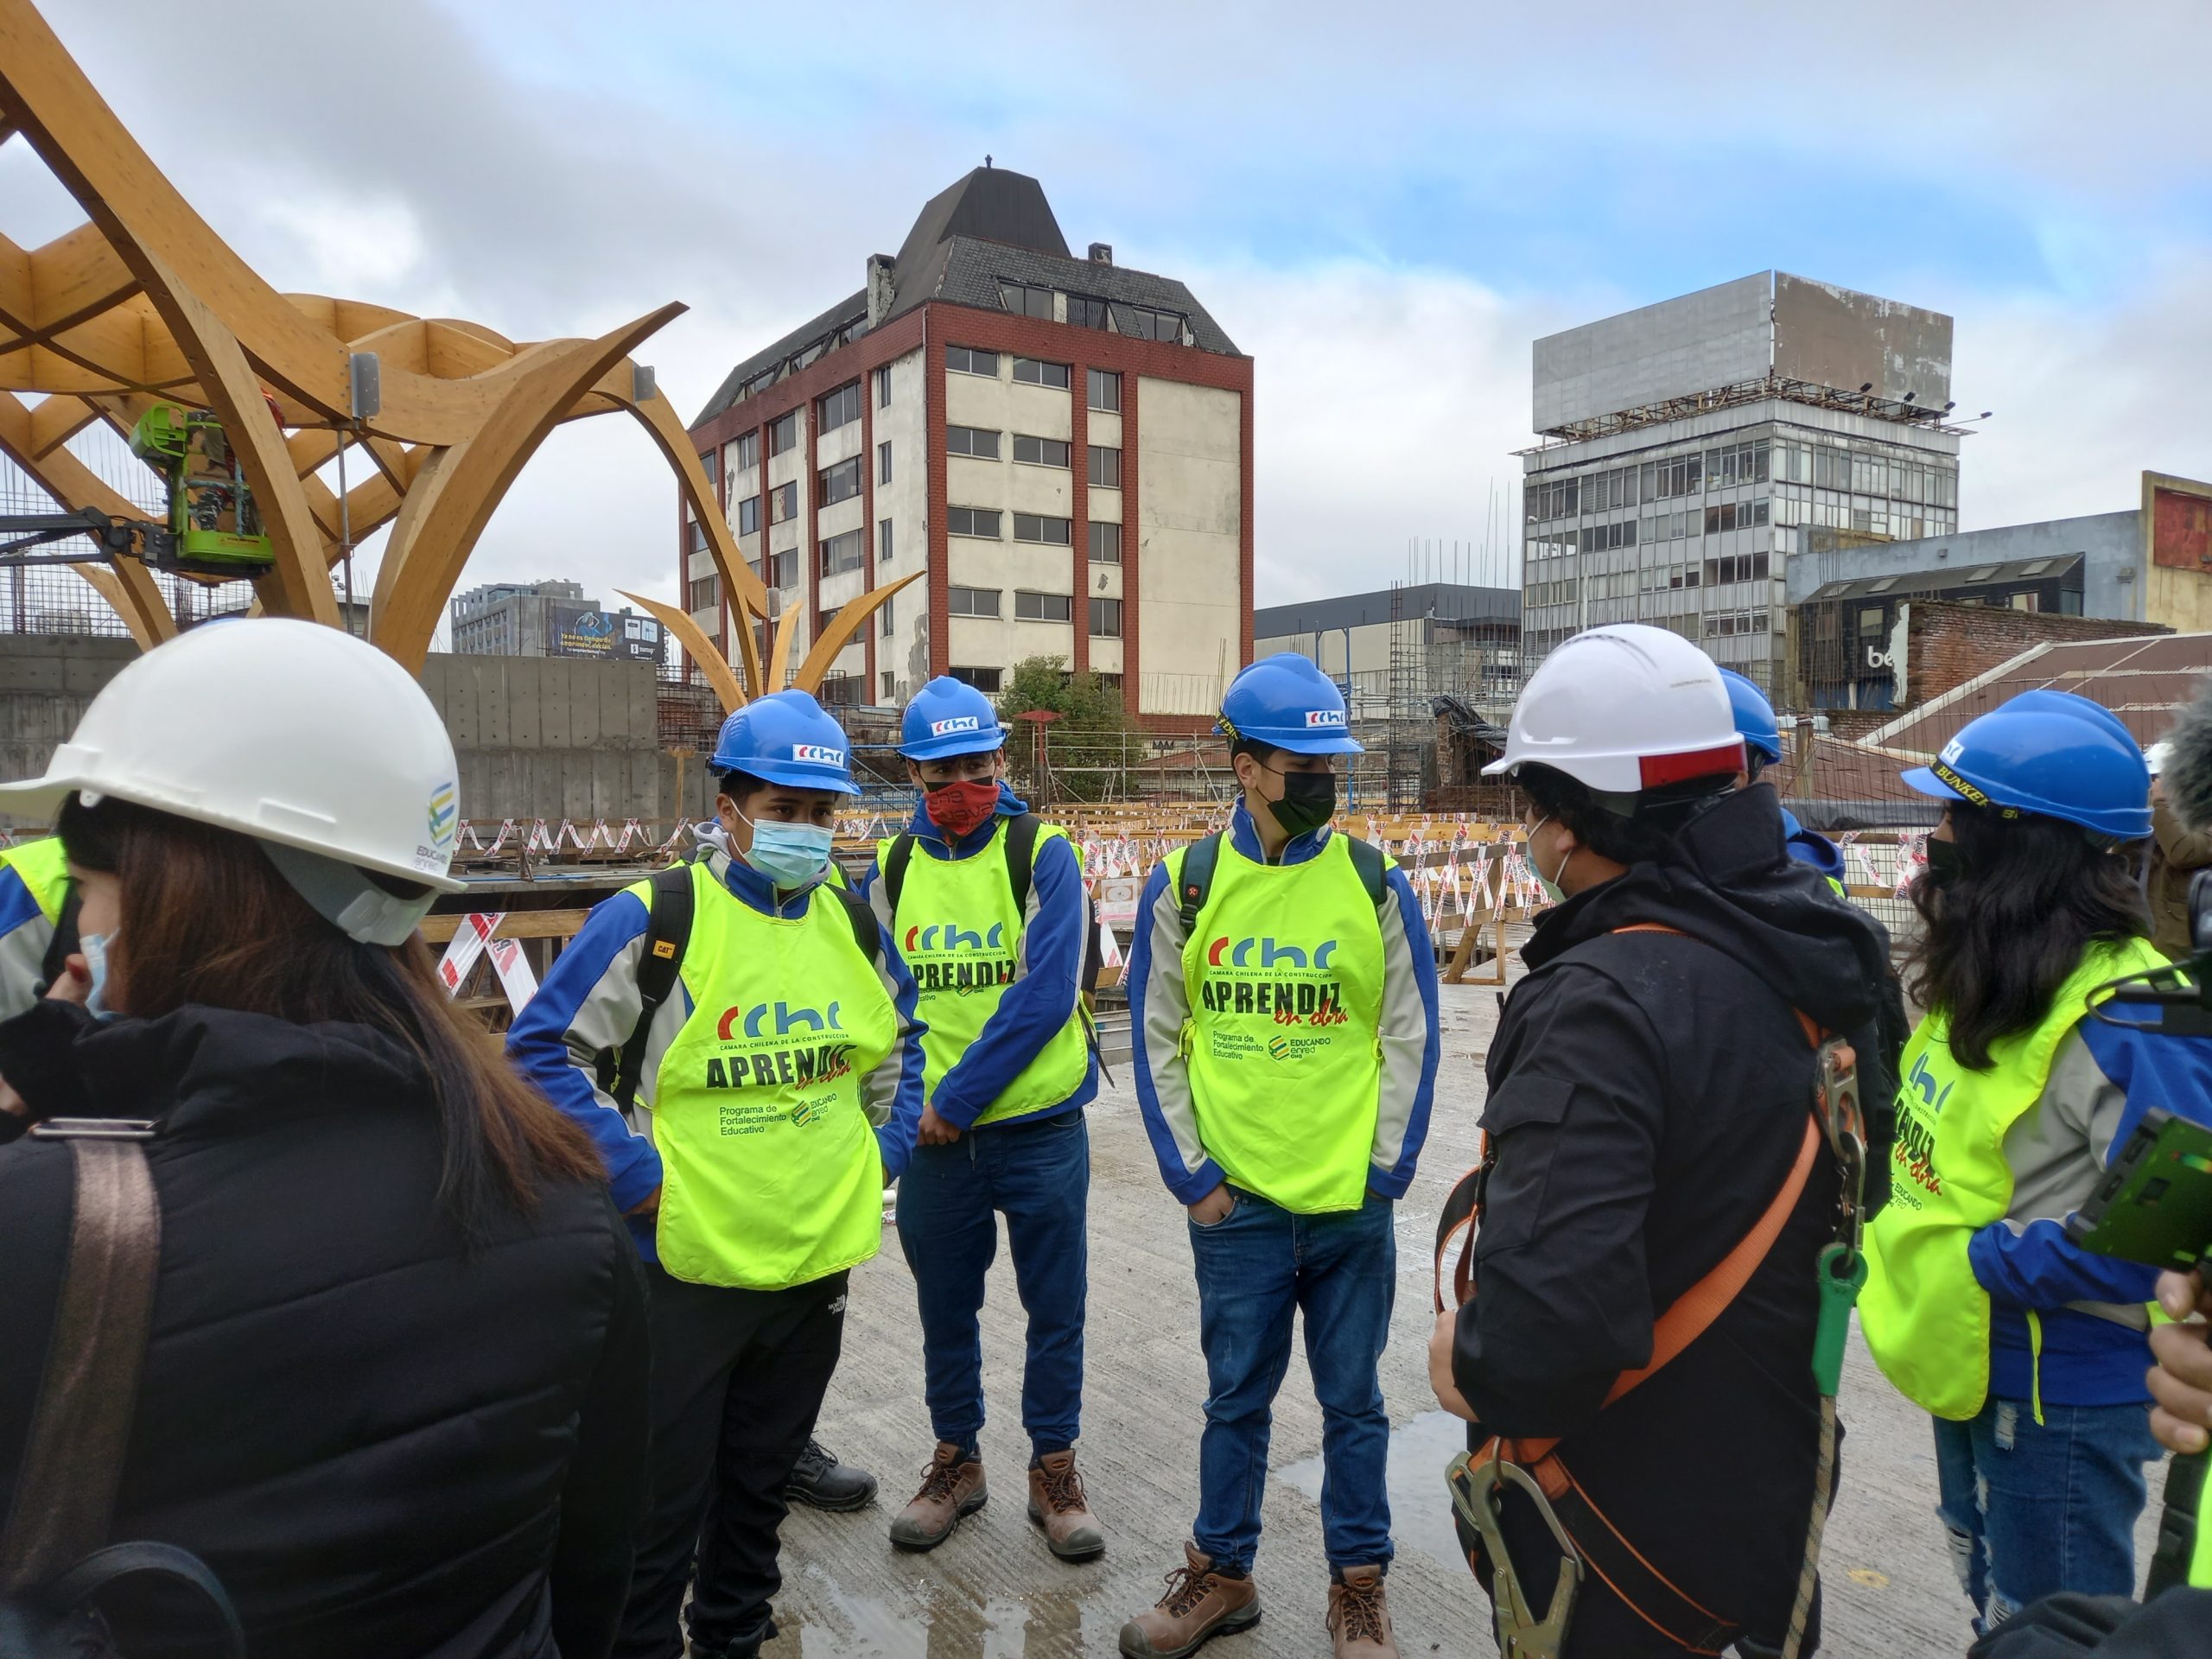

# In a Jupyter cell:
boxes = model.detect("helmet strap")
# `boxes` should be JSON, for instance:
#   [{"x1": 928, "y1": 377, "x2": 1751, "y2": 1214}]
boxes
[{"x1": 259, "y1": 839, "x2": 435, "y2": 947}]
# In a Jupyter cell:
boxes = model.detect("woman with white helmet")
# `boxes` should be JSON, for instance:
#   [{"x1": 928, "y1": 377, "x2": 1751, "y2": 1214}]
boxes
[{"x1": 0, "y1": 620, "x2": 646, "y2": 1658}]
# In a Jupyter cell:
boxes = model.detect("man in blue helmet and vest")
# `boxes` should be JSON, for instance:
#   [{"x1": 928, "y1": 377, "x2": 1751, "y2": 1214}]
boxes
[
  {"x1": 1718, "y1": 667, "x2": 1847, "y2": 888},
  {"x1": 861, "y1": 676, "x2": 1105, "y2": 1561},
  {"x1": 508, "y1": 690, "x2": 926, "y2": 1659},
  {"x1": 1122, "y1": 652, "x2": 1439, "y2": 1659}
]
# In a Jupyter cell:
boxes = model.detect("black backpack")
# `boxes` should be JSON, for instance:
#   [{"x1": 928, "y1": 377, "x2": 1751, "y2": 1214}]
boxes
[
  {"x1": 603, "y1": 860, "x2": 883, "y2": 1112},
  {"x1": 1175, "y1": 830, "x2": 1391, "y2": 934},
  {"x1": 880, "y1": 814, "x2": 1105, "y2": 1001}
]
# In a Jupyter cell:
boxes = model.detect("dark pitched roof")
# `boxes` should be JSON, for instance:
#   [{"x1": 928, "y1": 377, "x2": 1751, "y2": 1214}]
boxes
[{"x1": 693, "y1": 167, "x2": 1238, "y2": 427}]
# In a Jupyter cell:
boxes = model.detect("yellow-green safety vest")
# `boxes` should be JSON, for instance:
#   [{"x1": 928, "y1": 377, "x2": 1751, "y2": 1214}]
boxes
[
  {"x1": 876, "y1": 822, "x2": 1090, "y2": 1126},
  {"x1": 1861, "y1": 936, "x2": 2169, "y2": 1420},
  {"x1": 0, "y1": 837, "x2": 69, "y2": 924},
  {"x1": 2194, "y1": 1467, "x2": 2212, "y2": 1587},
  {"x1": 1172, "y1": 832, "x2": 1386, "y2": 1214},
  {"x1": 632, "y1": 861, "x2": 898, "y2": 1292}
]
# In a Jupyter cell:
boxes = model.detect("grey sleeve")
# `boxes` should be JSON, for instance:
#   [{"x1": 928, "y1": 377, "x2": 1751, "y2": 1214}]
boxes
[{"x1": 2001, "y1": 1030, "x2": 2129, "y2": 1226}]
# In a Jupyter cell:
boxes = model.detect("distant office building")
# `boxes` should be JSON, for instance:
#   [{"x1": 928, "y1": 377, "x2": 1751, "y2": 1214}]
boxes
[
  {"x1": 450, "y1": 579, "x2": 665, "y2": 664},
  {"x1": 684, "y1": 165, "x2": 1251, "y2": 728},
  {"x1": 1522, "y1": 271, "x2": 1965, "y2": 691},
  {"x1": 1787, "y1": 470, "x2": 2212, "y2": 709},
  {"x1": 1252, "y1": 582, "x2": 1521, "y2": 719}
]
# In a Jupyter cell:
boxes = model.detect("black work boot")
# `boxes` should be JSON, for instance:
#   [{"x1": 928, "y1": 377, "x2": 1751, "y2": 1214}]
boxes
[{"x1": 784, "y1": 1438, "x2": 879, "y2": 1511}]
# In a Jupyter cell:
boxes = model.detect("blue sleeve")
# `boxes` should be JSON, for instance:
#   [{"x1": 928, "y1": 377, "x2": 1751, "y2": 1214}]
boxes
[
  {"x1": 1129, "y1": 860, "x2": 1226, "y2": 1204},
  {"x1": 505, "y1": 892, "x2": 664, "y2": 1212},
  {"x1": 2078, "y1": 1014, "x2": 2212, "y2": 1143},
  {"x1": 0, "y1": 866, "x2": 42, "y2": 938},
  {"x1": 871, "y1": 915, "x2": 927, "y2": 1179},
  {"x1": 1368, "y1": 865, "x2": 1440, "y2": 1199},
  {"x1": 932, "y1": 833, "x2": 1093, "y2": 1128},
  {"x1": 856, "y1": 856, "x2": 880, "y2": 903},
  {"x1": 1969, "y1": 1217, "x2": 2161, "y2": 1309}
]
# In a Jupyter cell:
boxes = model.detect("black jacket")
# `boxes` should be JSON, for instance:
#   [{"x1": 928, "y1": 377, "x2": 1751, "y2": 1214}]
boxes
[
  {"x1": 1450, "y1": 784, "x2": 1902, "y2": 1647},
  {"x1": 0, "y1": 1005, "x2": 649, "y2": 1659}
]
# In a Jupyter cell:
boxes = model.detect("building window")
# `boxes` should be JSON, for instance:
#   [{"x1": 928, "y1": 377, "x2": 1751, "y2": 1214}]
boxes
[
  {"x1": 882, "y1": 670, "x2": 897, "y2": 699},
  {"x1": 1095, "y1": 671, "x2": 1122, "y2": 694},
  {"x1": 1013, "y1": 357, "x2": 1071, "y2": 390},
  {"x1": 820, "y1": 529, "x2": 866, "y2": 576},
  {"x1": 817, "y1": 381, "x2": 863, "y2": 434},
  {"x1": 948, "y1": 505, "x2": 1002, "y2": 539},
  {"x1": 1087, "y1": 368, "x2": 1122, "y2": 412},
  {"x1": 765, "y1": 549, "x2": 797, "y2": 592},
  {"x1": 881, "y1": 596, "x2": 895, "y2": 636},
  {"x1": 688, "y1": 575, "x2": 721, "y2": 612},
  {"x1": 733, "y1": 430, "x2": 760, "y2": 472},
  {"x1": 698, "y1": 450, "x2": 719, "y2": 494},
  {"x1": 769, "y1": 480, "x2": 798, "y2": 524},
  {"x1": 947, "y1": 424, "x2": 1001, "y2": 459},
  {"x1": 1089, "y1": 521, "x2": 1122, "y2": 563},
  {"x1": 1014, "y1": 435, "x2": 1071, "y2": 467},
  {"x1": 1088, "y1": 444, "x2": 1122, "y2": 488},
  {"x1": 769, "y1": 410, "x2": 798, "y2": 454},
  {"x1": 878, "y1": 518, "x2": 894, "y2": 562},
  {"x1": 950, "y1": 665, "x2": 1002, "y2": 692},
  {"x1": 1016, "y1": 591, "x2": 1073, "y2": 622},
  {"x1": 1122, "y1": 306, "x2": 1184, "y2": 343},
  {"x1": 878, "y1": 441, "x2": 893, "y2": 484},
  {"x1": 817, "y1": 455, "x2": 862, "y2": 507},
  {"x1": 947, "y1": 585, "x2": 1001, "y2": 618},
  {"x1": 686, "y1": 515, "x2": 708, "y2": 555},
  {"x1": 947, "y1": 346, "x2": 998, "y2": 377},
  {"x1": 998, "y1": 281, "x2": 1054, "y2": 320},
  {"x1": 1069, "y1": 296, "x2": 1109, "y2": 330},
  {"x1": 1089, "y1": 596, "x2": 1123, "y2": 638},
  {"x1": 874, "y1": 365, "x2": 891, "y2": 408},
  {"x1": 734, "y1": 493, "x2": 761, "y2": 536},
  {"x1": 1013, "y1": 512, "x2": 1072, "y2": 545}
]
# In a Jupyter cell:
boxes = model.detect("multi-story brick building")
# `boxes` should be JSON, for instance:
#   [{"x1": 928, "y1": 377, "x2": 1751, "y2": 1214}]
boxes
[{"x1": 683, "y1": 166, "x2": 1252, "y2": 730}]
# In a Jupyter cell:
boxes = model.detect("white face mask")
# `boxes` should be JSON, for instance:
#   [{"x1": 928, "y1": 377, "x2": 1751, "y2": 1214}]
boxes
[
  {"x1": 1528, "y1": 817, "x2": 1573, "y2": 903},
  {"x1": 80, "y1": 929, "x2": 118, "y2": 1019}
]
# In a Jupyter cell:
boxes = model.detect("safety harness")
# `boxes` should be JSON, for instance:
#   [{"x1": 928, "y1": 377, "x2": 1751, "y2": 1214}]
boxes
[{"x1": 1436, "y1": 924, "x2": 1869, "y2": 1659}]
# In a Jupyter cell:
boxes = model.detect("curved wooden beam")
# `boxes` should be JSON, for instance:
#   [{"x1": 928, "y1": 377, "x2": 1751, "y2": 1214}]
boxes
[
  {"x1": 65, "y1": 561, "x2": 156, "y2": 647},
  {"x1": 792, "y1": 570, "x2": 921, "y2": 694},
  {"x1": 618, "y1": 589, "x2": 745, "y2": 713},
  {"x1": 369, "y1": 303, "x2": 682, "y2": 668},
  {"x1": 766, "y1": 597, "x2": 803, "y2": 695}
]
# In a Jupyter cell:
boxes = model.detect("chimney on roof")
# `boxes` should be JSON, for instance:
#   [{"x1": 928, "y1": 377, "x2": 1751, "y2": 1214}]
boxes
[
  {"x1": 865, "y1": 253, "x2": 896, "y2": 329},
  {"x1": 1088, "y1": 242, "x2": 1113, "y2": 265}
]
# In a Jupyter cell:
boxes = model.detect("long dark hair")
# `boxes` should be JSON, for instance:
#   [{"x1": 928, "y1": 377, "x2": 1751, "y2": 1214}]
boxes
[
  {"x1": 58, "y1": 795, "x2": 601, "y2": 1233},
  {"x1": 1905, "y1": 804, "x2": 2150, "y2": 1070}
]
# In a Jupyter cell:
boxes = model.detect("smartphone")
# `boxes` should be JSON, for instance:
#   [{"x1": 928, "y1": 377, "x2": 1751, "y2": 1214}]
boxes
[{"x1": 2067, "y1": 1108, "x2": 2212, "y2": 1272}]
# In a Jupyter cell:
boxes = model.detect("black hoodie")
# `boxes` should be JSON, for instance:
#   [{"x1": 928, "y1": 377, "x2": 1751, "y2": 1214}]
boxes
[{"x1": 1449, "y1": 783, "x2": 1902, "y2": 1653}]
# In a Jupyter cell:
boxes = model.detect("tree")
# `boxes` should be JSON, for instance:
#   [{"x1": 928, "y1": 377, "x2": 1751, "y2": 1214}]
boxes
[{"x1": 996, "y1": 656, "x2": 1140, "y2": 804}]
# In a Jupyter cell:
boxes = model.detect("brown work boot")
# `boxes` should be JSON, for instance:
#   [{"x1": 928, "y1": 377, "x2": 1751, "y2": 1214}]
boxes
[
  {"x1": 887, "y1": 1441, "x2": 986, "y2": 1551},
  {"x1": 1027, "y1": 1450, "x2": 1106, "y2": 1561},
  {"x1": 1118, "y1": 1542, "x2": 1262, "y2": 1657},
  {"x1": 1325, "y1": 1566, "x2": 1397, "y2": 1659}
]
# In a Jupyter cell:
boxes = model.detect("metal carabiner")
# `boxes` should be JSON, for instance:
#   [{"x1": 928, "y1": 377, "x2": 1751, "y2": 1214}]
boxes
[{"x1": 1447, "y1": 1449, "x2": 1580, "y2": 1659}]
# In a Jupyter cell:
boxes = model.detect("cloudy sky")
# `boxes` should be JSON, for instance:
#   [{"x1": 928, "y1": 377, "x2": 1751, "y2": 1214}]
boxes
[{"x1": 10, "y1": 0, "x2": 2212, "y2": 610}]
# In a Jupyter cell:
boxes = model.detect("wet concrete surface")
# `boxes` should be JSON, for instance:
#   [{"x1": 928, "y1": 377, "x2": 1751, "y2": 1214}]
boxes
[{"x1": 759, "y1": 980, "x2": 2171, "y2": 1657}]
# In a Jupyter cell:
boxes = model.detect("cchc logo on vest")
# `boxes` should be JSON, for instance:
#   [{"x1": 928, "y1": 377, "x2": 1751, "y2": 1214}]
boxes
[
  {"x1": 1201, "y1": 932, "x2": 1351, "y2": 1055},
  {"x1": 702, "y1": 1000, "x2": 855, "y2": 1133},
  {"x1": 904, "y1": 921, "x2": 1015, "y2": 996},
  {"x1": 1887, "y1": 1051, "x2": 1955, "y2": 1206}
]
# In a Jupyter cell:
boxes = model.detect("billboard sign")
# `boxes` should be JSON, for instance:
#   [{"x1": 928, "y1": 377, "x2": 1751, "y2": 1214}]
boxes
[{"x1": 550, "y1": 604, "x2": 664, "y2": 663}]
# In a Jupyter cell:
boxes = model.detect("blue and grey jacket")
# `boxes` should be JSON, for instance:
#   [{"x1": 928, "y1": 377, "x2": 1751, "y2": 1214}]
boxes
[
  {"x1": 505, "y1": 852, "x2": 927, "y2": 1263},
  {"x1": 1968, "y1": 1010, "x2": 2212, "y2": 1406},
  {"x1": 1128, "y1": 800, "x2": 1440, "y2": 1205},
  {"x1": 858, "y1": 782, "x2": 1096, "y2": 1129}
]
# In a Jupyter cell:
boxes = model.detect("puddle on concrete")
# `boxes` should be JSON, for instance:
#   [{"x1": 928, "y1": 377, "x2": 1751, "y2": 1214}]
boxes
[
  {"x1": 1274, "y1": 1408, "x2": 1470, "y2": 1575},
  {"x1": 766, "y1": 1570, "x2": 1118, "y2": 1657}
]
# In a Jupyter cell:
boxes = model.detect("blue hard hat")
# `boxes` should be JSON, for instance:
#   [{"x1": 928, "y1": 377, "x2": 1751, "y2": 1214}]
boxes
[
  {"x1": 1217, "y1": 652, "x2": 1363, "y2": 755},
  {"x1": 899, "y1": 677, "x2": 1006, "y2": 760},
  {"x1": 1718, "y1": 668, "x2": 1783, "y2": 766},
  {"x1": 709, "y1": 690, "x2": 860, "y2": 795},
  {"x1": 1902, "y1": 689, "x2": 2151, "y2": 840}
]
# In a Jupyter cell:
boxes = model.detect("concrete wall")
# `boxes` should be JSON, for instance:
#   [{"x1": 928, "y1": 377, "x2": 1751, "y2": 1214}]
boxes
[
  {"x1": 0, "y1": 639, "x2": 708, "y2": 830},
  {"x1": 875, "y1": 345, "x2": 931, "y2": 702},
  {"x1": 1899, "y1": 599, "x2": 2170, "y2": 709},
  {"x1": 1135, "y1": 376, "x2": 1241, "y2": 717},
  {"x1": 1534, "y1": 272, "x2": 1774, "y2": 432}
]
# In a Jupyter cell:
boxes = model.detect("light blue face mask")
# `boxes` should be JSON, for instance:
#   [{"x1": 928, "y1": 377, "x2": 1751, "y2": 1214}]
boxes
[
  {"x1": 79, "y1": 929, "x2": 118, "y2": 1019},
  {"x1": 741, "y1": 815, "x2": 835, "y2": 888},
  {"x1": 1528, "y1": 817, "x2": 1571, "y2": 904}
]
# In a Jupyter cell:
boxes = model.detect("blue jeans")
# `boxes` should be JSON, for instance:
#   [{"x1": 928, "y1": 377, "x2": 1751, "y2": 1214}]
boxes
[
  {"x1": 1187, "y1": 1188, "x2": 1395, "y2": 1573},
  {"x1": 1932, "y1": 1397, "x2": 2162, "y2": 1630},
  {"x1": 896, "y1": 1107, "x2": 1088, "y2": 1459}
]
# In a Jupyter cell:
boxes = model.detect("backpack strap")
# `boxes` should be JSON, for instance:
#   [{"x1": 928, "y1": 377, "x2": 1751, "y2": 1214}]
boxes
[
  {"x1": 826, "y1": 881, "x2": 883, "y2": 963},
  {"x1": 882, "y1": 832, "x2": 918, "y2": 915},
  {"x1": 611, "y1": 864, "x2": 696, "y2": 1112},
  {"x1": 1344, "y1": 835, "x2": 1389, "y2": 910},
  {"x1": 48, "y1": 1541, "x2": 245, "y2": 1659},
  {"x1": 1177, "y1": 832, "x2": 1224, "y2": 936},
  {"x1": 1, "y1": 1126, "x2": 161, "y2": 1592},
  {"x1": 1002, "y1": 813, "x2": 1043, "y2": 913}
]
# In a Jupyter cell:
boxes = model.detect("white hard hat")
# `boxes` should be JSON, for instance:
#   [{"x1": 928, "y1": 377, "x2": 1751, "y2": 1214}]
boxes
[
  {"x1": 2147, "y1": 741, "x2": 2172, "y2": 778},
  {"x1": 0, "y1": 619, "x2": 465, "y2": 944},
  {"x1": 1484, "y1": 623, "x2": 1745, "y2": 794}
]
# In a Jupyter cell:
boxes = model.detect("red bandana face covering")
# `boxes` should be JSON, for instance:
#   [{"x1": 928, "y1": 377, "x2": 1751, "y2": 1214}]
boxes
[{"x1": 924, "y1": 779, "x2": 1000, "y2": 837}]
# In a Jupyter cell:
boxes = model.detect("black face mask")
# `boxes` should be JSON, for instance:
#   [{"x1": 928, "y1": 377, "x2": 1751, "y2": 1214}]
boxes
[
  {"x1": 1924, "y1": 837, "x2": 1965, "y2": 889},
  {"x1": 1266, "y1": 769, "x2": 1338, "y2": 840}
]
